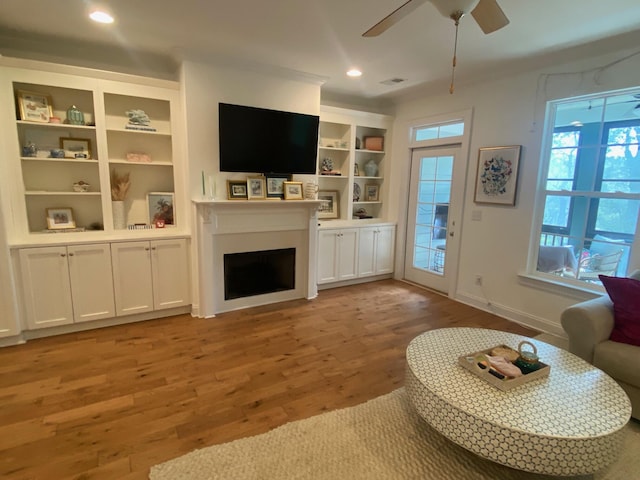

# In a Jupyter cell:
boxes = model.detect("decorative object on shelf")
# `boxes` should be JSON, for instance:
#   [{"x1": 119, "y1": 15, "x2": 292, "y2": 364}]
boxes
[
  {"x1": 45, "y1": 207, "x2": 76, "y2": 230},
  {"x1": 49, "y1": 116, "x2": 61, "y2": 124},
  {"x1": 22, "y1": 142, "x2": 38, "y2": 157},
  {"x1": 321, "y1": 157, "x2": 333, "y2": 172},
  {"x1": 60, "y1": 137, "x2": 91, "y2": 159},
  {"x1": 127, "y1": 224, "x2": 153, "y2": 230},
  {"x1": 147, "y1": 192, "x2": 175, "y2": 225},
  {"x1": 364, "y1": 136, "x2": 384, "y2": 151},
  {"x1": 88, "y1": 222, "x2": 104, "y2": 231},
  {"x1": 354, "y1": 207, "x2": 373, "y2": 219},
  {"x1": 126, "y1": 152, "x2": 152, "y2": 163},
  {"x1": 365, "y1": 184, "x2": 380, "y2": 201},
  {"x1": 353, "y1": 182, "x2": 361, "y2": 202},
  {"x1": 17, "y1": 90, "x2": 53, "y2": 123},
  {"x1": 283, "y1": 181, "x2": 304, "y2": 200},
  {"x1": 65, "y1": 105, "x2": 85, "y2": 125},
  {"x1": 247, "y1": 177, "x2": 266, "y2": 200},
  {"x1": 110, "y1": 170, "x2": 131, "y2": 230},
  {"x1": 364, "y1": 159, "x2": 378, "y2": 177},
  {"x1": 355, "y1": 137, "x2": 361, "y2": 150},
  {"x1": 354, "y1": 163, "x2": 360, "y2": 176},
  {"x1": 227, "y1": 180, "x2": 248, "y2": 200},
  {"x1": 340, "y1": 141, "x2": 348, "y2": 148},
  {"x1": 266, "y1": 174, "x2": 291, "y2": 199},
  {"x1": 125, "y1": 109, "x2": 156, "y2": 131},
  {"x1": 304, "y1": 181, "x2": 319, "y2": 200},
  {"x1": 474, "y1": 145, "x2": 521, "y2": 206},
  {"x1": 50, "y1": 148, "x2": 65, "y2": 158},
  {"x1": 73, "y1": 181, "x2": 90, "y2": 192},
  {"x1": 318, "y1": 190, "x2": 339, "y2": 219}
]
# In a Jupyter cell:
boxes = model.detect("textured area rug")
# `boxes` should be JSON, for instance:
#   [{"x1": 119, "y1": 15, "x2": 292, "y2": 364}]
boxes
[{"x1": 150, "y1": 388, "x2": 640, "y2": 480}]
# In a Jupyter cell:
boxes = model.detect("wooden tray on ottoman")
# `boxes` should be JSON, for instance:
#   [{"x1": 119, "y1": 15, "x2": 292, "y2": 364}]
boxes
[{"x1": 458, "y1": 344, "x2": 550, "y2": 391}]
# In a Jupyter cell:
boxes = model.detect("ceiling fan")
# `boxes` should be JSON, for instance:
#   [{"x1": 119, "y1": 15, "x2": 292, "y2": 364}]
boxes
[{"x1": 363, "y1": 0, "x2": 510, "y2": 93}]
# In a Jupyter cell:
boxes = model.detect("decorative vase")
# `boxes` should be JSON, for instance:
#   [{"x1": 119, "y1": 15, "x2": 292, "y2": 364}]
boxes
[
  {"x1": 112, "y1": 201, "x2": 126, "y2": 229},
  {"x1": 364, "y1": 160, "x2": 378, "y2": 177},
  {"x1": 66, "y1": 105, "x2": 85, "y2": 125}
]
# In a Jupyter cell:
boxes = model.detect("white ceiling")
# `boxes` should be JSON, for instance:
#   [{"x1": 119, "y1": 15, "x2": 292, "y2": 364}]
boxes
[{"x1": 1, "y1": 0, "x2": 640, "y2": 102}]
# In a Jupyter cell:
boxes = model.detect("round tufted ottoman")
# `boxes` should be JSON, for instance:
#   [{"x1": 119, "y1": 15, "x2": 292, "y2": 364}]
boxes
[{"x1": 405, "y1": 327, "x2": 631, "y2": 476}]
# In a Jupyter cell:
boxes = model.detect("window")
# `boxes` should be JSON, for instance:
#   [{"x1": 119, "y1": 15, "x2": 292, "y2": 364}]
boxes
[
  {"x1": 414, "y1": 121, "x2": 464, "y2": 142},
  {"x1": 535, "y1": 90, "x2": 640, "y2": 286}
]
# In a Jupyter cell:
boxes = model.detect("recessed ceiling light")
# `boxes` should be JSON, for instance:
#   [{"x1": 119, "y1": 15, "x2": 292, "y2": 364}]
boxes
[
  {"x1": 89, "y1": 10, "x2": 114, "y2": 24},
  {"x1": 347, "y1": 69, "x2": 362, "y2": 78}
]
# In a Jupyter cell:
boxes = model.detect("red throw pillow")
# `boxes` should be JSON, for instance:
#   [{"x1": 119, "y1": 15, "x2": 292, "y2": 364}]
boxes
[{"x1": 599, "y1": 275, "x2": 640, "y2": 347}]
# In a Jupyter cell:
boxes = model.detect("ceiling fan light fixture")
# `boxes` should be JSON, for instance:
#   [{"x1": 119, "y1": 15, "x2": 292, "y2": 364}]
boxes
[
  {"x1": 429, "y1": 0, "x2": 481, "y2": 18},
  {"x1": 346, "y1": 69, "x2": 363, "y2": 78}
]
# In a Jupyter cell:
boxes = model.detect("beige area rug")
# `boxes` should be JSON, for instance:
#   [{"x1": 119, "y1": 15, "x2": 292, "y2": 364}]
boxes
[{"x1": 150, "y1": 388, "x2": 640, "y2": 480}]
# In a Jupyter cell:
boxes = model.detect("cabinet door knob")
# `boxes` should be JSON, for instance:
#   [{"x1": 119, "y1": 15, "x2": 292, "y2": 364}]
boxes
[
  {"x1": 68, "y1": 253, "x2": 74, "y2": 256},
  {"x1": 151, "y1": 247, "x2": 156, "y2": 250},
  {"x1": 60, "y1": 253, "x2": 66, "y2": 257},
  {"x1": 145, "y1": 247, "x2": 150, "y2": 251}
]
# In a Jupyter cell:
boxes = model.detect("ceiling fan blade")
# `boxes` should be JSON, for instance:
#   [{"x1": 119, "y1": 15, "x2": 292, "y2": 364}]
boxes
[
  {"x1": 471, "y1": 0, "x2": 509, "y2": 34},
  {"x1": 362, "y1": 0, "x2": 428, "y2": 37}
]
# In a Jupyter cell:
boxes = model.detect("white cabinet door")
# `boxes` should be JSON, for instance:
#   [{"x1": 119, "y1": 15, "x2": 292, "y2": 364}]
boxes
[
  {"x1": 111, "y1": 242, "x2": 154, "y2": 316},
  {"x1": 318, "y1": 230, "x2": 340, "y2": 284},
  {"x1": 338, "y1": 229, "x2": 358, "y2": 281},
  {"x1": 150, "y1": 239, "x2": 190, "y2": 310},
  {"x1": 375, "y1": 225, "x2": 395, "y2": 275},
  {"x1": 357, "y1": 227, "x2": 377, "y2": 277},
  {"x1": 67, "y1": 244, "x2": 115, "y2": 323},
  {"x1": 19, "y1": 246, "x2": 74, "y2": 329}
]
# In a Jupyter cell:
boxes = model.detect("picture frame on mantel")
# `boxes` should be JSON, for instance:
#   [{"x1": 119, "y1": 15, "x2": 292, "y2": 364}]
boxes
[
  {"x1": 474, "y1": 145, "x2": 522, "y2": 206},
  {"x1": 227, "y1": 180, "x2": 248, "y2": 200},
  {"x1": 283, "y1": 181, "x2": 303, "y2": 200},
  {"x1": 247, "y1": 177, "x2": 266, "y2": 200}
]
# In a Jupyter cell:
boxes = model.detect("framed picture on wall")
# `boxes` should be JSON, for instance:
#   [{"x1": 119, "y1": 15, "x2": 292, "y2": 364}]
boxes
[{"x1": 474, "y1": 145, "x2": 522, "y2": 206}]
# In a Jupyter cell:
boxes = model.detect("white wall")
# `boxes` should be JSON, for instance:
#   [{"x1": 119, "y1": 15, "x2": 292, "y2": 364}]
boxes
[
  {"x1": 179, "y1": 59, "x2": 322, "y2": 313},
  {"x1": 389, "y1": 46, "x2": 640, "y2": 335}
]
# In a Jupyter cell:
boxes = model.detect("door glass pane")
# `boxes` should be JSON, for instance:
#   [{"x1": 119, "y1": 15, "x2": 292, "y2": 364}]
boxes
[{"x1": 412, "y1": 155, "x2": 453, "y2": 275}]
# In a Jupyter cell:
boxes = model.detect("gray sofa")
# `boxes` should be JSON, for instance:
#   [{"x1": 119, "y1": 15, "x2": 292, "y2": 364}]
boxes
[{"x1": 561, "y1": 270, "x2": 640, "y2": 420}]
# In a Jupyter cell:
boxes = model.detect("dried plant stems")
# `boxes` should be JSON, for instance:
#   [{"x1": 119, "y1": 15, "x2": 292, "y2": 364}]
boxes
[{"x1": 110, "y1": 170, "x2": 131, "y2": 201}]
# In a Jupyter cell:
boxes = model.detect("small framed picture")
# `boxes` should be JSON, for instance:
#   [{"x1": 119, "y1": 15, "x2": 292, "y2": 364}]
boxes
[
  {"x1": 474, "y1": 145, "x2": 522, "y2": 206},
  {"x1": 247, "y1": 177, "x2": 266, "y2": 200},
  {"x1": 318, "y1": 190, "x2": 339, "y2": 219},
  {"x1": 365, "y1": 184, "x2": 380, "y2": 201},
  {"x1": 283, "y1": 181, "x2": 304, "y2": 200},
  {"x1": 147, "y1": 192, "x2": 174, "y2": 226},
  {"x1": 60, "y1": 137, "x2": 92, "y2": 159},
  {"x1": 266, "y1": 174, "x2": 291, "y2": 198},
  {"x1": 227, "y1": 180, "x2": 248, "y2": 200},
  {"x1": 46, "y1": 207, "x2": 76, "y2": 229},
  {"x1": 354, "y1": 163, "x2": 360, "y2": 176},
  {"x1": 17, "y1": 90, "x2": 53, "y2": 123}
]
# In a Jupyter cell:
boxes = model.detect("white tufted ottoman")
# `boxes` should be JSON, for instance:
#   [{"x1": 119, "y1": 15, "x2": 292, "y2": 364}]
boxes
[{"x1": 405, "y1": 327, "x2": 631, "y2": 476}]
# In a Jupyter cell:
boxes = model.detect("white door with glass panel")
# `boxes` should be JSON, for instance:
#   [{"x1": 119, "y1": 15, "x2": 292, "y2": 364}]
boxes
[{"x1": 405, "y1": 147, "x2": 460, "y2": 293}]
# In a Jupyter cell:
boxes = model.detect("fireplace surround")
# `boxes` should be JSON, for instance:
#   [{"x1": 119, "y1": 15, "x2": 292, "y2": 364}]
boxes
[{"x1": 194, "y1": 199, "x2": 323, "y2": 316}]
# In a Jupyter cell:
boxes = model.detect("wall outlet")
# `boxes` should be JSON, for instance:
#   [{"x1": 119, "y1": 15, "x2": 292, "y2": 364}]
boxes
[{"x1": 474, "y1": 275, "x2": 483, "y2": 286}]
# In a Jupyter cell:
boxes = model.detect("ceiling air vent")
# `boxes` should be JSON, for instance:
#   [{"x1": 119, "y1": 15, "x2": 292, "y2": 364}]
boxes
[{"x1": 380, "y1": 78, "x2": 407, "y2": 86}]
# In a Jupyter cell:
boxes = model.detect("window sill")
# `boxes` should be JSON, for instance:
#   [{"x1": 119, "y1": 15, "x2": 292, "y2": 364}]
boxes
[{"x1": 517, "y1": 271, "x2": 605, "y2": 302}]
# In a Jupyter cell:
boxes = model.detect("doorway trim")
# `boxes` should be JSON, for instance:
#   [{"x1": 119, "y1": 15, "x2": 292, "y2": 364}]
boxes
[{"x1": 393, "y1": 108, "x2": 474, "y2": 297}]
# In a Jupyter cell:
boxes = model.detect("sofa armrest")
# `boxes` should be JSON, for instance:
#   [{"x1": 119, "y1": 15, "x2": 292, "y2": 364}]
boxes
[{"x1": 561, "y1": 295, "x2": 614, "y2": 363}]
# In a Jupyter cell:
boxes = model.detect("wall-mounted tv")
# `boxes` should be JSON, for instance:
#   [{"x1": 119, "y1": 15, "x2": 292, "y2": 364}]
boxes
[{"x1": 219, "y1": 103, "x2": 319, "y2": 175}]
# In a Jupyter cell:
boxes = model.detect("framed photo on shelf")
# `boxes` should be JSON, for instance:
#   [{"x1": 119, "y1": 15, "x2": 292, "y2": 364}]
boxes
[
  {"x1": 227, "y1": 180, "x2": 248, "y2": 200},
  {"x1": 474, "y1": 145, "x2": 522, "y2": 206},
  {"x1": 318, "y1": 190, "x2": 339, "y2": 219},
  {"x1": 364, "y1": 184, "x2": 380, "y2": 202},
  {"x1": 283, "y1": 181, "x2": 304, "y2": 200},
  {"x1": 147, "y1": 192, "x2": 175, "y2": 226},
  {"x1": 266, "y1": 174, "x2": 291, "y2": 198},
  {"x1": 46, "y1": 207, "x2": 76, "y2": 230},
  {"x1": 17, "y1": 90, "x2": 53, "y2": 123},
  {"x1": 247, "y1": 177, "x2": 266, "y2": 200},
  {"x1": 60, "y1": 137, "x2": 92, "y2": 159}
]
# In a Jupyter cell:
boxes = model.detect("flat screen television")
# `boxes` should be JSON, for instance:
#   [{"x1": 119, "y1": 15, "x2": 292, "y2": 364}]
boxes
[{"x1": 218, "y1": 103, "x2": 319, "y2": 174}]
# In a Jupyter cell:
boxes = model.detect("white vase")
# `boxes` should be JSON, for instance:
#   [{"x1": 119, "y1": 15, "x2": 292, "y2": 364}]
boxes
[{"x1": 112, "y1": 201, "x2": 126, "y2": 229}]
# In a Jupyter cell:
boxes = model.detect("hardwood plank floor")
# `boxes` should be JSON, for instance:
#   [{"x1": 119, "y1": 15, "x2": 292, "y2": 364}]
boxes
[{"x1": 0, "y1": 279, "x2": 538, "y2": 480}]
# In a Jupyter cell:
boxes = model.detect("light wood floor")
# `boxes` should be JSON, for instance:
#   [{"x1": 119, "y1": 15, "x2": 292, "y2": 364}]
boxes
[{"x1": 0, "y1": 279, "x2": 538, "y2": 480}]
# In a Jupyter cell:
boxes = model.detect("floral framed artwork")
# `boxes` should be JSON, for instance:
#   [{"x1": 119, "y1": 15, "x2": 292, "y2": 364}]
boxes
[
  {"x1": 147, "y1": 192, "x2": 174, "y2": 226},
  {"x1": 46, "y1": 207, "x2": 76, "y2": 229},
  {"x1": 283, "y1": 181, "x2": 303, "y2": 200},
  {"x1": 17, "y1": 90, "x2": 53, "y2": 123},
  {"x1": 474, "y1": 145, "x2": 522, "y2": 206},
  {"x1": 318, "y1": 190, "x2": 339, "y2": 219},
  {"x1": 247, "y1": 177, "x2": 266, "y2": 200},
  {"x1": 227, "y1": 180, "x2": 248, "y2": 200},
  {"x1": 266, "y1": 174, "x2": 291, "y2": 198}
]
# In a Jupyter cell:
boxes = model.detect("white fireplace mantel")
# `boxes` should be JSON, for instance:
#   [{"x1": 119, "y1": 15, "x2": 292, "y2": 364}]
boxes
[{"x1": 193, "y1": 199, "x2": 324, "y2": 316}]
